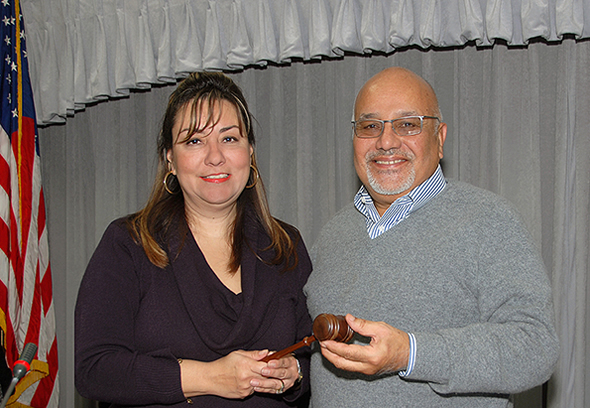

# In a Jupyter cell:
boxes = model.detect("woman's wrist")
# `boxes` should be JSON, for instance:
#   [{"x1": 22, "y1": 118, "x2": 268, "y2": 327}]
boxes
[
  {"x1": 178, "y1": 358, "x2": 216, "y2": 398},
  {"x1": 292, "y1": 357, "x2": 303, "y2": 390}
]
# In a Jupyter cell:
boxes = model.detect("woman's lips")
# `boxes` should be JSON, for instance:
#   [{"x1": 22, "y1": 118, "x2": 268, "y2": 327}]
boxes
[{"x1": 201, "y1": 173, "x2": 231, "y2": 183}]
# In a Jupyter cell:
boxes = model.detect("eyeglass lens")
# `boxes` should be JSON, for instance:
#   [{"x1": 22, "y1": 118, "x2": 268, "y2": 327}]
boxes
[{"x1": 354, "y1": 117, "x2": 425, "y2": 138}]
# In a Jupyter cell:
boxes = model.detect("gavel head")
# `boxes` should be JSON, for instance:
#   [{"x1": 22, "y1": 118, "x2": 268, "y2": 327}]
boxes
[{"x1": 312, "y1": 313, "x2": 355, "y2": 342}]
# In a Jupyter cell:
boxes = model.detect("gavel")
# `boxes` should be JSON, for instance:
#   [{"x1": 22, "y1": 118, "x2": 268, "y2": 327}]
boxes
[{"x1": 261, "y1": 313, "x2": 354, "y2": 362}]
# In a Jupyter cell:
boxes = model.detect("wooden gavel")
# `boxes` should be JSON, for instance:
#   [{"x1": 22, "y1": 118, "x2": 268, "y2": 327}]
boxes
[{"x1": 261, "y1": 313, "x2": 355, "y2": 362}]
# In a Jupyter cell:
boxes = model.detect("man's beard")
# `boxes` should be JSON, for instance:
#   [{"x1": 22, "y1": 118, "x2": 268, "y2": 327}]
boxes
[{"x1": 365, "y1": 150, "x2": 415, "y2": 196}]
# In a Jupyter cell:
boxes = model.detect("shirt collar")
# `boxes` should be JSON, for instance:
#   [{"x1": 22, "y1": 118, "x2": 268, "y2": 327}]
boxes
[{"x1": 354, "y1": 165, "x2": 446, "y2": 238}]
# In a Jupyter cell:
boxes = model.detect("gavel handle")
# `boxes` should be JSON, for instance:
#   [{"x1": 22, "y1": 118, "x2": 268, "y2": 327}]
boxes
[{"x1": 261, "y1": 335, "x2": 316, "y2": 362}]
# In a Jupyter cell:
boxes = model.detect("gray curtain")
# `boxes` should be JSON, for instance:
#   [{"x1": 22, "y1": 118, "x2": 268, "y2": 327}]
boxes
[
  {"x1": 22, "y1": 0, "x2": 590, "y2": 125},
  {"x1": 38, "y1": 39, "x2": 589, "y2": 407}
]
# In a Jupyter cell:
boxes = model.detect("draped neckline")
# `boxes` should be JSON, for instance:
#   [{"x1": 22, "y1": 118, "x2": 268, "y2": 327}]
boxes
[{"x1": 168, "y1": 214, "x2": 281, "y2": 355}]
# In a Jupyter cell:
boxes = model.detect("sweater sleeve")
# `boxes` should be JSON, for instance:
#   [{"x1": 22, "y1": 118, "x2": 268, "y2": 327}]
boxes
[
  {"x1": 74, "y1": 220, "x2": 186, "y2": 405},
  {"x1": 407, "y1": 202, "x2": 560, "y2": 395}
]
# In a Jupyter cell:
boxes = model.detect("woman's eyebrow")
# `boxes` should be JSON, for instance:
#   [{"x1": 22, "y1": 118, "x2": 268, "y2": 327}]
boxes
[{"x1": 219, "y1": 124, "x2": 240, "y2": 133}]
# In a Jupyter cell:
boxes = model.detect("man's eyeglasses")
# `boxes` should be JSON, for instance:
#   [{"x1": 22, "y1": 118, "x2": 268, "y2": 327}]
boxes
[{"x1": 352, "y1": 116, "x2": 440, "y2": 138}]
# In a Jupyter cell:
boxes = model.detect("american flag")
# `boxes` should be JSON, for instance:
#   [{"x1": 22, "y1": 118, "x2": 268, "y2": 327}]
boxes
[{"x1": 1, "y1": 0, "x2": 59, "y2": 406}]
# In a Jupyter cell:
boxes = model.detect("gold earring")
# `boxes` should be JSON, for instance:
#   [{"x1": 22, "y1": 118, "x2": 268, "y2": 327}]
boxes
[
  {"x1": 246, "y1": 164, "x2": 259, "y2": 189},
  {"x1": 163, "y1": 171, "x2": 178, "y2": 194}
]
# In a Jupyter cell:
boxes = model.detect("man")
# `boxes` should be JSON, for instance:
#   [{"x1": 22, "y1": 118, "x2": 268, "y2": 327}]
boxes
[{"x1": 304, "y1": 67, "x2": 559, "y2": 407}]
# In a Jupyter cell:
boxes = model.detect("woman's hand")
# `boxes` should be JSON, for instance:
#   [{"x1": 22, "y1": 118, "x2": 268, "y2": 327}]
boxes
[
  {"x1": 180, "y1": 349, "x2": 272, "y2": 399},
  {"x1": 250, "y1": 354, "x2": 301, "y2": 395}
]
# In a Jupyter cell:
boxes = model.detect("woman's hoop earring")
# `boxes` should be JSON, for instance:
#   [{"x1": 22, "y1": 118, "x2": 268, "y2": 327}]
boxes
[
  {"x1": 246, "y1": 164, "x2": 259, "y2": 189},
  {"x1": 163, "y1": 171, "x2": 179, "y2": 195}
]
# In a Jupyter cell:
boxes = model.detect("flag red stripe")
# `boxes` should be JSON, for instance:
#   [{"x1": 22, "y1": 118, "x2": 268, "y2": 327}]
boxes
[
  {"x1": 30, "y1": 337, "x2": 59, "y2": 406},
  {"x1": 0, "y1": 219, "x2": 9, "y2": 258},
  {"x1": 0, "y1": 155, "x2": 9, "y2": 194},
  {"x1": 9, "y1": 208, "x2": 24, "y2": 302},
  {"x1": 24, "y1": 262, "x2": 41, "y2": 346},
  {"x1": 40, "y1": 269, "x2": 53, "y2": 317},
  {"x1": 38, "y1": 187, "x2": 46, "y2": 236}
]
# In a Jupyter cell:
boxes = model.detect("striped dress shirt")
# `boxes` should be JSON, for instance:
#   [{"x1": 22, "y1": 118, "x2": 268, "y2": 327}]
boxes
[
  {"x1": 352, "y1": 165, "x2": 447, "y2": 377},
  {"x1": 354, "y1": 165, "x2": 447, "y2": 239}
]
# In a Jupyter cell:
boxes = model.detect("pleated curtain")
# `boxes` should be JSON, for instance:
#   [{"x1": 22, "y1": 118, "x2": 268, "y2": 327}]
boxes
[{"x1": 22, "y1": 0, "x2": 590, "y2": 124}]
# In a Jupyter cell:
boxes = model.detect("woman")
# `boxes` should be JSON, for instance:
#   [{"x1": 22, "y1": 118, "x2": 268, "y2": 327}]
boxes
[{"x1": 75, "y1": 72, "x2": 312, "y2": 407}]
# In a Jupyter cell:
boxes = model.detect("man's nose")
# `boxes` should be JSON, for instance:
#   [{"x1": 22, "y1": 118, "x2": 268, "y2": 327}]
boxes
[{"x1": 375, "y1": 125, "x2": 403, "y2": 150}]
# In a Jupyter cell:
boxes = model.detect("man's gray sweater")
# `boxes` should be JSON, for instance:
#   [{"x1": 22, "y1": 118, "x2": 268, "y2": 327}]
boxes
[{"x1": 305, "y1": 180, "x2": 559, "y2": 407}]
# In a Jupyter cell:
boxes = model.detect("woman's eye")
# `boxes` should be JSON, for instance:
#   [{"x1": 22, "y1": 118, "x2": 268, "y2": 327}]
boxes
[
  {"x1": 223, "y1": 135, "x2": 240, "y2": 143},
  {"x1": 186, "y1": 137, "x2": 202, "y2": 145}
]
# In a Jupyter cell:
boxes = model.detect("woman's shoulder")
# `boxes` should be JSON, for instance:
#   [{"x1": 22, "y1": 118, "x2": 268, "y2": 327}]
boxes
[
  {"x1": 91, "y1": 216, "x2": 148, "y2": 261},
  {"x1": 101, "y1": 216, "x2": 135, "y2": 241},
  {"x1": 275, "y1": 218, "x2": 302, "y2": 239},
  {"x1": 243, "y1": 207, "x2": 301, "y2": 241}
]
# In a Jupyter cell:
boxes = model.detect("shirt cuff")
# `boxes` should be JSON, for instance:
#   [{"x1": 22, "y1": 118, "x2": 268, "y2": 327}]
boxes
[{"x1": 398, "y1": 332, "x2": 416, "y2": 377}]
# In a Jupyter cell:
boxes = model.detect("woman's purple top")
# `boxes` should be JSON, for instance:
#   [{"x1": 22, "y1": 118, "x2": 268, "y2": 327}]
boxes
[{"x1": 75, "y1": 214, "x2": 313, "y2": 408}]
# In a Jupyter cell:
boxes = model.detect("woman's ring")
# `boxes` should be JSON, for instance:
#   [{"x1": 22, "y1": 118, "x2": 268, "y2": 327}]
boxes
[{"x1": 276, "y1": 379, "x2": 285, "y2": 394}]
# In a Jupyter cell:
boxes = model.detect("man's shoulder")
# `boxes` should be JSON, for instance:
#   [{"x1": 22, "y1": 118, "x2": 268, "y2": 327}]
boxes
[
  {"x1": 440, "y1": 179, "x2": 513, "y2": 209},
  {"x1": 437, "y1": 180, "x2": 526, "y2": 229},
  {"x1": 444, "y1": 179, "x2": 501, "y2": 199},
  {"x1": 320, "y1": 202, "x2": 362, "y2": 231},
  {"x1": 311, "y1": 203, "x2": 364, "y2": 253}
]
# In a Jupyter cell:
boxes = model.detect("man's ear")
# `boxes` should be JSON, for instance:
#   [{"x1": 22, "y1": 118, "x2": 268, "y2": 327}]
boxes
[{"x1": 437, "y1": 122, "x2": 447, "y2": 159}]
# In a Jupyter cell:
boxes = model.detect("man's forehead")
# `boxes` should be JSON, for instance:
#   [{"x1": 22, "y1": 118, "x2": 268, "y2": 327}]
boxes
[
  {"x1": 355, "y1": 82, "x2": 436, "y2": 118},
  {"x1": 357, "y1": 110, "x2": 420, "y2": 120}
]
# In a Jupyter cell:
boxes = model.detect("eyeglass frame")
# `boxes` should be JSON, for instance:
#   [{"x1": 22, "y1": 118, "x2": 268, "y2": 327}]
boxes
[{"x1": 351, "y1": 115, "x2": 441, "y2": 139}]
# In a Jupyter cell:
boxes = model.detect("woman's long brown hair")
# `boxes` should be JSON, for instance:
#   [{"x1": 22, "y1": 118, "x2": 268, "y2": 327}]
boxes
[{"x1": 126, "y1": 72, "x2": 298, "y2": 272}]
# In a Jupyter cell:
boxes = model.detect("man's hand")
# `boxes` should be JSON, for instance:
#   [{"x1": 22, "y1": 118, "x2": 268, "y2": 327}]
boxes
[{"x1": 319, "y1": 314, "x2": 410, "y2": 375}]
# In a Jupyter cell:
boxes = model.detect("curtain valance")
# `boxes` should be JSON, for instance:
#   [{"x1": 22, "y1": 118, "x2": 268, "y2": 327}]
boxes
[{"x1": 21, "y1": 0, "x2": 590, "y2": 125}]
